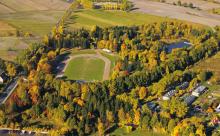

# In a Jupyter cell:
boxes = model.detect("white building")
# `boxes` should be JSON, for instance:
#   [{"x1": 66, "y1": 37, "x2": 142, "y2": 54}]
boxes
[
  {"x1": 192, "y1": 86, "x2": 207, "y2": 97},
  {"x1": 162, "y1": 90, "x2": 177, "y2": 100},
  {"x1": 102, "y1": 48, "x2": 112, "y2": 53},
  {"x1": 215, "y1": 104, "x2": 220, "y2": 112}
]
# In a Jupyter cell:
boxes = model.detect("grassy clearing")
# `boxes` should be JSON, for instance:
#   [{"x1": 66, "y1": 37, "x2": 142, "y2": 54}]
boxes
[
  {"x1": 110, "y1": 127, "x2": 168, "y2": 136},
  {"x1": 64, "y1": 57, "x2": 105, "y2": 81},
  {"x1": 65, "y1": 9, "x2": 170, "y2": 30},
  {"x1": 71, "y1": 49, "x2": 96, "y2": 55},
  {"x1": 191, "y1": 52, "x2": 220, "y2": 78}
]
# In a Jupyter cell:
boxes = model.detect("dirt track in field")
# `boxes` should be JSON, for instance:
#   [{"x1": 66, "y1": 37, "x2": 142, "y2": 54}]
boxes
[
  {"x1": 62, "y1": 50, "x2": 111, "y2": 81},
  {"x1": 130, "y1": 0, "x2": 220, "y2": 27}
]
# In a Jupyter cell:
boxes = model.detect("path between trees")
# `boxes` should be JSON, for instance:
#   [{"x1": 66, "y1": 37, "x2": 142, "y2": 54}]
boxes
[
  {"x1": 130, "y1": 0, "x2": 220, "y2": 27},
  {"x1": 61, "y1": 50, "x2": 111, "y2": 81}
]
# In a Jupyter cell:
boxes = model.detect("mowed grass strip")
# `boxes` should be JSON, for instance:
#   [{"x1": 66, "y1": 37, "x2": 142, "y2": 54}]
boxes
[
  {"x1": 65, "y1": 9, "x2": 169, "y2": 30},
  {"x1": 64, "y1": 57, "x2": 105, "y2": 81},
  {"x1": 72, "y1": 49, "x2": 96, "y2": 55}
]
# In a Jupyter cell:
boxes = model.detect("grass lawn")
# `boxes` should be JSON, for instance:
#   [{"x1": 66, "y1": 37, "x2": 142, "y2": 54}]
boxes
[
  {"x1": 65, "y1": 9, "x2": 171, "y2": 30},
  {"x1": 110, "y1": 127, "x2": 168, "y2": 136},
  {"x1": 64, "y1": 57, "x2": 105, "y2": 81},
  {"x1": 71, "y1": 49, "x2": 96, "y2": 55}
]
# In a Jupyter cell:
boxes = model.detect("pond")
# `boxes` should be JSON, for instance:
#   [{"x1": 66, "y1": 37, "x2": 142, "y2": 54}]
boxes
[{"x1": 166, "y1": 41, "x2": 192, "y2": 53}]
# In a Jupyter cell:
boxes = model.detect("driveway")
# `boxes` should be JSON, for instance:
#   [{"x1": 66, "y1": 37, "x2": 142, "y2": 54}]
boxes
[{"x1": 130, "y1": 0, "x2": 220, "y2": 27}]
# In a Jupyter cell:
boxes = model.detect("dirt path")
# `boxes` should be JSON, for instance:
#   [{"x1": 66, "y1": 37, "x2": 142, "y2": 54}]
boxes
[
  {"x1": 61, "y1": 50, "x2": 111, "y2": 81},
  {"x1": 130, "y1": 0, "x2": 220, "y2": 27}
]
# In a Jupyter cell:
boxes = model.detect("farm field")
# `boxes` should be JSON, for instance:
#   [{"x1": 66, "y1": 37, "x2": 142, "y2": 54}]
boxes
[
  {"x1": 65, "y1": 9, "x2": 170, "y2": 30},
  {"x1": 0, "y1": 0, "x2": 70, "y2": 61},
  {"x1": 0, "y1": 10, "x2": 65, "y2": 37},
  {"x1": 0, "y1": 37, "x2": 28, "y2": 61},
  {"x1": 0, "y1": 21, "x2": 17, "y2": 37},
  {"x1": 164, "y1": 0, "x2": 220, "y2": 10},
  {"x1": 129, "y1": 0, "x2": 220, "y2": 27},
  {"x1": 64, "y1": 57, "x2": 105, "y2": 81},
  {"x1": 0, "y1": 0, "x2": 69, "y2": 13}
]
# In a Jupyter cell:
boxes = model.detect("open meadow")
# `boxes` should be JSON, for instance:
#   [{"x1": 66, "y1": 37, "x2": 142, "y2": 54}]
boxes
[
  {"x1": 191, "y1": 52, "x2": 220, "y2": 78},
  {"x1": 65, "y1": 9, "x2": 170, "y2": 30}
]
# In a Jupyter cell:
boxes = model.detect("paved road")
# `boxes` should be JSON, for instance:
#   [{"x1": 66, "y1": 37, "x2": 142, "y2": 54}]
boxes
[
  {"x1": 0, "y1": 78, "x2": 18, "y2": 104},
  {"x1": 130, "y1": 0, "x2": 220, "y2": 27},
  {"x1": 59, "y1": 51, "x2": 111, "y2": 81},
  {"x1": 0, "y1": 128, "x2": 48, "y2": 136}
]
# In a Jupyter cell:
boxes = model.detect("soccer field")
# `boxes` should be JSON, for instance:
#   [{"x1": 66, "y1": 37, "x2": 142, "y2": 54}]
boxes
[{"x1": 64, "y1": 57, "x2": 105, "y2": 81}]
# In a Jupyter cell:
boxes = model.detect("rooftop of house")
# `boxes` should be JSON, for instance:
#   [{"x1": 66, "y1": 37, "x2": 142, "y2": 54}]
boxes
[
  {"x1": 184, "y1": 95, "x2": 196, "y2": 105},
  {"x1": 0, "y1": 69, "x2": 4, "y2": 75},
  {"x1": 179, "y1": 82, "x2": 189, "y2": 90},
  {"x1": 164, "y1": 90, "x2": 177, "y2": 97},
  {"x1": 193, "y1": 86, "x2": 206, "y2": 94}
]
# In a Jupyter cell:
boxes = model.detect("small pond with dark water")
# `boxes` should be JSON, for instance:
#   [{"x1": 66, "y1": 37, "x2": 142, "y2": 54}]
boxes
[{"x1": 166, "y1": 41, "x2": 192, "y2": 53}]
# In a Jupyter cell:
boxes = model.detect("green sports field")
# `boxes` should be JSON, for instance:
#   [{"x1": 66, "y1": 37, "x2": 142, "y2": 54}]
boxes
[{"x1": 64, "y1": 57, "x2": 105, "y2": 81}]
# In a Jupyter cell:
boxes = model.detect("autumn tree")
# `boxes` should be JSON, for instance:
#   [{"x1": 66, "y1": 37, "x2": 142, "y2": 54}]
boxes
[
  {"x1": 97, "y1": 118, "x2": 104, "y2": 136},
  {"x1": 139, "y1": 87, "x2": 147, "y2": 100}
]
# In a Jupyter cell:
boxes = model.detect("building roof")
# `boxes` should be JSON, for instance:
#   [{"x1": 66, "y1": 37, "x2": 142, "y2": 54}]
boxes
[
  {"x1": 0, "y1": 69, "x2": 4, "y2": 75},
  {"x1": 193, "y1": 86, "x2": 206, "y2": 94},
  {"x1": 163, "y1": 90, "x2": 177, "y2": 98},
  {"x1": 184, "y1": 95, "x2": 196, "y2": 105},
  {"x1": 179, "y1": 82, "x2": 189, "y2": 90}
]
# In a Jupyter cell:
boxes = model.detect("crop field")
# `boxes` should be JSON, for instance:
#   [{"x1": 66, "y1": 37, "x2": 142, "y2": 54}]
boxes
[
  {"x1": 0, "y1": 21, "x2": 17, "y2": 37},
  {"x1": 0, "y1": 0, "x2": 70, "y2": 37},
  {"x1": 64, "y1": 57, "x2": 105, "y2": 81},
  {"x1": 0, "y1": 37, "x2": 28, "y2": 61},
  {"x1": 0, "y1": 0, "x2": 69, "y2": 12},
  {"x1": 65, "y1": 9, "x2": 169, "y2": 30},
  {"x1": 0, "y1": 0, "x2": 70, "y2": 61},
  {"x1": 0, "y1": 11, "x2": 65, "y2": 37}
]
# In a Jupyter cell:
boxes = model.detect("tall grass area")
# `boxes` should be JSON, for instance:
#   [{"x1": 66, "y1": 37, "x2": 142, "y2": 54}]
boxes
[{"x1": 65, "y1": 9, "x2": 170, "y2": 30}]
